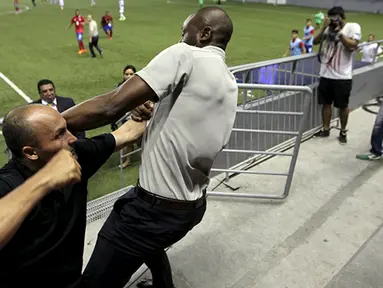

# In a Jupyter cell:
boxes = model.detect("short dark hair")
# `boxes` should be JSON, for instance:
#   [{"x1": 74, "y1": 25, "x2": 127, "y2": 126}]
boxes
[
  {"x1": 123, "y1": 65, "x2": 136, "y2": 73},
  {"x1": 2, "y1": 106, "x2": 39, "y2": 159},
  {"x1": 328, "y1": 6, "x2": 346, "y2": 19},
  {"x1": 37, "y1": 79, "x2": 55, "y2": 93},
  {"x1": 369, "y1": 33, "x2": 375, "y2": 38},
  {"x1": 306, "y1": 18, "x2": 312, "y2": 22},
  {"x1": 292, "y1": 29, "x2": 299, "y2": 34}
]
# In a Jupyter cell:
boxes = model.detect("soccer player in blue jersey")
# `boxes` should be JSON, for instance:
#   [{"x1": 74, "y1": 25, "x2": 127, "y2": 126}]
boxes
[
  {"x1": 284, "y1": 29, "x2": 306, "y2": 57},
  {"x1": 303, "y1": 19, "x2": 315, "y2": 53}
]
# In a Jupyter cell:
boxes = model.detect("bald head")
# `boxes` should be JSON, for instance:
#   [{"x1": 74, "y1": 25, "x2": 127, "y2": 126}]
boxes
[
  {"x1": 182, "y1": 6, "x2": 233, "y2": 50},
  {"x1": 3, "y1": 105, "x2": 64, "y2": 159},
  {"x1": 3, "y1": 105, "x2": 40, "y2": 158}
]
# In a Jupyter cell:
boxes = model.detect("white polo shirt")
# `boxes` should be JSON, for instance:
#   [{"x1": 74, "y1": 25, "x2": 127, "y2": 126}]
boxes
[
  {"x1": 360, "y1": 42, "x2": 382, "y2": 63},
  {"x1": 136, "y1": 43, "x2": 238, "y2": 201},
  {"x1": 320, "y1": 22, "x2": 361, "y2": 80},
  {"x1": 88, "y1": 20, "x2": 98, "y2": 38}
]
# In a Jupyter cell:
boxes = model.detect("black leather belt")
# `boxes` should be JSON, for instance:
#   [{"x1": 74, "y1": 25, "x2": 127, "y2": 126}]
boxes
[{"x1": 136, "y1": 184, "x2": 206, "y2": 210}]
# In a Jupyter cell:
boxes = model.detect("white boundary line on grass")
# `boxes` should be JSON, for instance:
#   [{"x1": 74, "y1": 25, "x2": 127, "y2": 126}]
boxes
[
  {"x1": 0, "y1": 72, "x2": 32, "y2": 103},
  {"x1": 0, "y1": 4, "x2": 30, "y2": 16}
]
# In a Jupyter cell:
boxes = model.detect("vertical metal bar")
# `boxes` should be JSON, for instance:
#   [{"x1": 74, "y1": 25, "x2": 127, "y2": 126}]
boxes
[
  {"x1": 243, "y1": 70, "x2": 250, "y2": 108},
  {"x1": 225, "y1": 147, "x2": 230, "y2": 182},
  {"x1": 282, "y1": 90, "x2": 312, "y2": 198},
  {"x1": 373, "y1": 44, "x2": 379, "y2": 62},
  {"x1": 119, "y1": 149, "x2": 125, "y2": 189}
]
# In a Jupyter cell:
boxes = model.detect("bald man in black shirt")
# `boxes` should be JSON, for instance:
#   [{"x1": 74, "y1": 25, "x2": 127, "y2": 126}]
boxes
[{"x1": 0, "y1": 104, "x2": 145, "y2": 288}]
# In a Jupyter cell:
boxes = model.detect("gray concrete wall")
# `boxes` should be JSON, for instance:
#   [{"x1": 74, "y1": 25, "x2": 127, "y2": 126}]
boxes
[
  {"x1": 286, "y1": 0, "x2": 383, "y2": 13},
  {"x1": 241, "y1": 0, "x2": 383, "y2": 13}
]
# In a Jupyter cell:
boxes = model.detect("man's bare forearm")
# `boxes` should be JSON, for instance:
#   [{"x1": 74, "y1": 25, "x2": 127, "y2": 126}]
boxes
[
  {"x1": 111, "y1": 120, "x2": 146, "y2": 152},
  {"x1": 0, "y1": 173, "x2": 50, "y2": 250},
  {"x1": 62, "y1": 76, "x2": 157, "y2": 132}
]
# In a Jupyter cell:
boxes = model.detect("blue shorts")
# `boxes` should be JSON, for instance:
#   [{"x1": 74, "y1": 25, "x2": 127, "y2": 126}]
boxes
[
  {"x1": 305, "y1": 45, "x2": 313, "y2": 53},
  {"x1": 103, "y1": 24, "x2": 112, "y2": 33},
  {"x1": 76, "y1": 32, "x2": 83, "y2": 41}
]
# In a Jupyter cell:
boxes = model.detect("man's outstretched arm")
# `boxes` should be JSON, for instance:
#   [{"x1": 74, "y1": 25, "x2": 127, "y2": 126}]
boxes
[
  {"x1": 111, "y1": 119, "x2": 146, "y2": 152},
  {"x1": 62, "y1": 76, "x2": 157, "y2": 132},
  {"x1": 62, "y1": 43, "x2": 194, "y2": 132}
]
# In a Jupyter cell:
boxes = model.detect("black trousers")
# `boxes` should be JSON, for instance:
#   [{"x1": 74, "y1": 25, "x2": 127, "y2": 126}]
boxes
[
  {"x1": 89, "y1": 36, "x2": 102, "y2": 57},
  {"x1": 81, "y1": 186, "x2": 207, "y2": 288}
]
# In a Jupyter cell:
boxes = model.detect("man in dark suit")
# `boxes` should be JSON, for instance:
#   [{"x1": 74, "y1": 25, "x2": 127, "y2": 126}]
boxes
[{"x1": 33, "y1": 79, "x2": 85, "y2": 139}]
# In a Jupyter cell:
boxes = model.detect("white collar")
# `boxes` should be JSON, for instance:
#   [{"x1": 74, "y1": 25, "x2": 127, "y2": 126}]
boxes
[
  {"x1": 202, "y1": 45, "x2": 226, "y2": 62},
  {"x1": 41, "y1": 98, "x2": 57, "y2": 106}
]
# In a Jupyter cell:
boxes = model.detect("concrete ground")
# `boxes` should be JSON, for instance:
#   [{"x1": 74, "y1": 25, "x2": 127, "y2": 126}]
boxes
[{"x1": 84, "y1": 106, "x2": 383, "y2": 288}]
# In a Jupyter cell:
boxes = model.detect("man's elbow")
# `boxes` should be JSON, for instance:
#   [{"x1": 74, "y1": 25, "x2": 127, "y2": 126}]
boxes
[{"x1": 347, "y1": 43, "x2": 359, "y2": 52}]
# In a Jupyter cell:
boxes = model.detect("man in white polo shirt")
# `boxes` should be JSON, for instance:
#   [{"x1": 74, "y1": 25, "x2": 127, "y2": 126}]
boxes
[
  {"x1": 313, "y1": 6, "x2": 361, "y2": 144},
  {"x1": 359, "y1": 34, "x2": 383, "y2": 63},
  {"x1": 87, "y1": 14, "x2": 103, "y2": 58},
  {"x1": 62, "y1": 6, "x2": 237, "y2": 288}
]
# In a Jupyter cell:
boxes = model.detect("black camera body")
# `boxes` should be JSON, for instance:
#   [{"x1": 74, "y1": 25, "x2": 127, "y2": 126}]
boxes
[
  {"x1": 327, "y1": 16, "x2": 342, "y2": 42},
  {"x1": 329, "y1": 16, "x2": 341, "y2": 30}
]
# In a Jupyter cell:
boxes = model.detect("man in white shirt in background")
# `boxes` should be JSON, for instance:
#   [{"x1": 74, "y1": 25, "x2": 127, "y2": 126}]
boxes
[
  {"x1": 313, "y1": 6, "x2": 361, "y2": 144},
  {"x1": 360, "y1": 34, "x2": 383, "y2": 63},
  {"x1": 119, "y1": 0, "x2": 126, "y2": 21},
  {"x1": 87, "y1": 15, "x2": 103, "y2": 58}
]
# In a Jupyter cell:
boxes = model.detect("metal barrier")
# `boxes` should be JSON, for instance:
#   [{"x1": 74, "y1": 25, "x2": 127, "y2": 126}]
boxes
[
  {"x1": 115, "y1": 40, "x2": 383, "y2": 190},
  {"x1": 208, "y1": 83, "x2": 312, "y2": 199}
]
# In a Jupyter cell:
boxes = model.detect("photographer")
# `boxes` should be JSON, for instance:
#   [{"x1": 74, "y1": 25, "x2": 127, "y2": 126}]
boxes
[{"x1": 313, "y1": 6, "x2": 361, "y2": 144}]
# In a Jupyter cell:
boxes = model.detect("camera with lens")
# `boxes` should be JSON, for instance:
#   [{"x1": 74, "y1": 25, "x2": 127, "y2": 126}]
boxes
[
  {"x1": 327, "y1": 16, "x2": 341, "y2": 42},
  {"x1": 329, "y1": 16, "x2": 341, "y2": 31}
]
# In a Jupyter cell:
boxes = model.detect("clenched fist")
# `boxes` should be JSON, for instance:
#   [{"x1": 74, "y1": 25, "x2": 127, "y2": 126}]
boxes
[
  {"x1": 42, "y1": 149, "x2": 82, "y2": 190},
  {"x1": 131, "y1": 101, "x2": 154, "y2": 122}
]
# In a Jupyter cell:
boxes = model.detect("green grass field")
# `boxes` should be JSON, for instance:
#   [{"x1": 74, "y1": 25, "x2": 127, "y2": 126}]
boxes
[{"x1": 0, "y1": 0, "x2": 382, "y2": 200}]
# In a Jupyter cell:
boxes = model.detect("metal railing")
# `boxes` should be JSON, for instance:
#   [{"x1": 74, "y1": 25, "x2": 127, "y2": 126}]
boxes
[
  {"x1": 114, "y1": 40, "x2": 383, "y2": 192},
  {"x1": 208, "y1": 83, "x2": 312, "y2": 199}
]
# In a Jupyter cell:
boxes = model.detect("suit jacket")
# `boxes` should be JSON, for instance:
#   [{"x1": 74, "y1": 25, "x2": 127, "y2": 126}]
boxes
[{"x1": 32, "y1": 96, "x2": 86, "y2": 139}]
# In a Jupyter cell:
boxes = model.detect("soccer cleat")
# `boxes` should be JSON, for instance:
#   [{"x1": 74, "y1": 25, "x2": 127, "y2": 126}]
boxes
[
  {"x1": 109, "y1": 37, "x2": 112, "y2": 40},
  {"x1": 78, "y1": 49, "x2": 86, "y2": 55},
  {"x1": 119, "y1": 16, "x2": 126, "y2": 21},
  {"x1": 356, "y1": 153, "x2": 381, "y2": 161},
  {"x1": 338, "y1": 130, "x2": 347, "y2": 145},
  {"x1": 78, "y1": 50, "x2": 82, "y2": 55}
]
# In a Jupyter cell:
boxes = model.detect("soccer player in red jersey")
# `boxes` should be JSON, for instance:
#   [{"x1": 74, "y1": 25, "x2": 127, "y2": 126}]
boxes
[
  {"x1": 66, "y1": 9, "x2": 86, "y2": 55},
  {"x1": 101, "y1": 11, "x2": 113, "y2": 40},
  {"x1": 14, "y1": 0, "x2": 20, "y2": 13}
]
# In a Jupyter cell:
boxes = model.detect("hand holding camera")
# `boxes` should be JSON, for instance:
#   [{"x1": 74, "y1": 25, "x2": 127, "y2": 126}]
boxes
[{"x1": 329, "y1": 16, "x2": 344, "y2": 32}]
